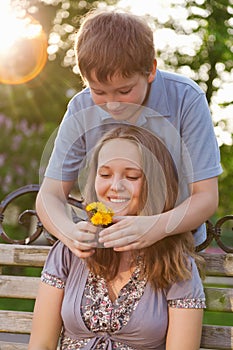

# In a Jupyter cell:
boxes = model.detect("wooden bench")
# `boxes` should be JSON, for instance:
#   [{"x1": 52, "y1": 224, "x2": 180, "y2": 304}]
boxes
[
  {"x1": 0, "y1": 243, "x2": 232, "y2": 350},
  {"x1": 0, "y1": 244, "x2": 50, "y2": 350}
]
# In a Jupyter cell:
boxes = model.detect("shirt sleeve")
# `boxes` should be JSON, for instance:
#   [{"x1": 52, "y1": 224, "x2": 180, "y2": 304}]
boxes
[
  {"x1": 166, "y1": 257, "x2": 206, "y2": 308},
  {"x1": 180, "y1": 93, "x2": 222, "y2": 183},
  {"x1": 41, "y1": 240, "x2": 73, "y2": 288}
]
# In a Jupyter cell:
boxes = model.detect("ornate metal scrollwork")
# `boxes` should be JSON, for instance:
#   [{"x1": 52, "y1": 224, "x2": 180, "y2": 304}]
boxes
[
  {"x1": 196, "y1": 215, "x2": 233, "y2": 253},
  {"x1": 0, "y1": 185, "x2": 232, "y2": 252},
  {"x1": 0, "y1": 184, "x2": 83, "y2": 245},
  {"x1": 0, "y1": 184, "x2": 42, "y2": 244}
]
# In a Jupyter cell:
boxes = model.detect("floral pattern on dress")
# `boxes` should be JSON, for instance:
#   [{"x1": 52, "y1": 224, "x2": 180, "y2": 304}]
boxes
[
  {"x1": 168, "y1": 298, "x2": 206, "y2": 308},
  {"x1": 41, "y1": 272, "x2": 65, "y2": 289},
  {"x1": 77, "y1": 263, "x2": 147, "y2": 349}
]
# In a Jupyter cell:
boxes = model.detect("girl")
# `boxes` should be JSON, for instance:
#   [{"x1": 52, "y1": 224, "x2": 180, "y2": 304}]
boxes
[{"x1": 29, "y1": 125, "x2": 205, "y2": 350}]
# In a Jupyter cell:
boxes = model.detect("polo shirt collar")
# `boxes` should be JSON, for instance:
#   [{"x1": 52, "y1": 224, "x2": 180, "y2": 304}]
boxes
[{"x1": 144, "y1": 69, "x2": 171, "y2": 118}]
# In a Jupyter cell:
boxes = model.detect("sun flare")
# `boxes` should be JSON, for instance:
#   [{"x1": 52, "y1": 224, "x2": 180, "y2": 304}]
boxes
[{"x1": 0, "y1": 1, "x2": 47, "y2": 84}]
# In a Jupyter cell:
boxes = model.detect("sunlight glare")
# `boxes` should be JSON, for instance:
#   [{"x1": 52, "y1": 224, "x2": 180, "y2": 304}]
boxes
[{"x1": 0, "y1": 1, "x2": 47, "y2": 84}]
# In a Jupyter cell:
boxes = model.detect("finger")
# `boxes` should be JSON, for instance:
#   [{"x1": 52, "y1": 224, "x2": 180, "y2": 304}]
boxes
[
  {"x1": 99, "y1": 220, "x2": 129, "y2": 239},
  {"x1": 113, "y1": 241, "x2": 141, "y2": 251},
  {"x1": 70, "y1": 228, "x2": 97, "y2": 244},
  {"x1": 111, "y1": 215, "x2": 125, "y2": 223},
  {"x1": 73, "y1": 248, "x2": 95, "y2": 258},
  {"x1": 101, "y1": 232, "x2": 136, "y2": 248}
]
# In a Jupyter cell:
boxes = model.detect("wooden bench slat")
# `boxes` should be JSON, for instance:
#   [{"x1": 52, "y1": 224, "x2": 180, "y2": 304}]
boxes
[
  {"x1": 0, "y1": 310, "x2": 33, "y2": 333},
  {"x1": 204, "y1": 276, "x2": 233, "y2": 287},
  {"x1": 0, "y1": 342, "x2": 28, "y2": 350},
  {"x1": 0, "y1": 244, "x2": 50, "y2": 267},
  {"x1": 0, "y1": 342, "x2": 60, "y2": 350},
  {"x1": 200, "y1": 253, "x2": 233, "y2": 277},
  {"x1": 201, "y1": 325, "x2": 233, "y2": 349},
  {"x1": 204, "y1": 286, "x2": 233, "y2": 312},
  {"x1": 0, "y1": 275, "x2": 40, "y2": 299}
]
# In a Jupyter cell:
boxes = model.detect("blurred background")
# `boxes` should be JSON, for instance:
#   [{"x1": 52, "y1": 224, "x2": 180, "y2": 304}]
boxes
[
  {"x1": 0, "y1": 0, "x2": 232, "y2": 327},
  {"x1": 0, "y1": 0, "x2": 232, "y2": 224}
]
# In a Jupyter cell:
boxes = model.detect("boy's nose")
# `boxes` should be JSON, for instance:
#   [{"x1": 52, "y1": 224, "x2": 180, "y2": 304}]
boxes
[{"x1": 106, "y1": 101, "x2": 121, "y2": 111}]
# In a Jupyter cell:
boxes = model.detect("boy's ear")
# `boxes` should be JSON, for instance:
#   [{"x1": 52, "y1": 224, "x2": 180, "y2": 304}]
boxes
[{"x1": 147, "y1": 59, "x2": 157, "y2": 83}]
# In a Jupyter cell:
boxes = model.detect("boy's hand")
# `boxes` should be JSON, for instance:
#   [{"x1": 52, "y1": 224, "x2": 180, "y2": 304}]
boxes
[
  {"x1": 63, "y1": 221, "x2": 97, "y2": 258},
  {"x1": 98, "y1": 215, "x2": 163, "y2": 251}
]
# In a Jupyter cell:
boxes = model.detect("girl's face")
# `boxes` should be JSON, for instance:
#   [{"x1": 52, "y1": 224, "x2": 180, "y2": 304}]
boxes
[{"x1": 95, "y1": 139, "x2": 143, "y2": 216}]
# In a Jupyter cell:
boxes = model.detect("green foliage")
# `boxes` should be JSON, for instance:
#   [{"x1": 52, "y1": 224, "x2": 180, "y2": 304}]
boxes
[
  {"x1": 153, "y1": 0, "x2": 233, "y2": 214},
  {"x1": 0, "y1": 114, "x2": 56, "y2": 199},
  {"x1": 156, "y1": 0, "x2": 233, "y2": 103},
  {"x1": 218, "y1": 144, "x2": 233, "y2": 216}
]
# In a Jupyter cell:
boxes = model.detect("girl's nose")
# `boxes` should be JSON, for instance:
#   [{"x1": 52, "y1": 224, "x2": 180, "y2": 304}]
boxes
[{"x1": 110, "y1": 177, "x2": 125, "y2": 191}]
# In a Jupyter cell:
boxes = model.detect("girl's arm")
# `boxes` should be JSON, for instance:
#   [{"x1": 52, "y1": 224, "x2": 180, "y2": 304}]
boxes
[
  {"x1": 28, "y1": 281, "x2": 64, "y2": 350},
  {"x1": 166, "y1": 307, "x2": 203, "y2": 350}
]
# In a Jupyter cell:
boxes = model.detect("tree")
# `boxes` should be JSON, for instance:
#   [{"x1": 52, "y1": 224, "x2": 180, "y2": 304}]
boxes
[
  {"x1": 0, "y1": 0, "x2": 117, "y2": 200},
  {"x1": 152, "y1": 0, "x2": 233, "y2": 215},
  {"x1": 0, "y1": 0, "x2": 118, "y2": 124}
]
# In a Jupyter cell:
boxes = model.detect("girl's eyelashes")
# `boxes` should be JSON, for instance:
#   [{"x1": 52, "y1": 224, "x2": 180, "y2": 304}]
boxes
[
  {"x1": 97, "y1": 173, "x2": 142, "y2": 181},
  {"x1": 99, "y1": 173, "x2": 111, "y2": 178},
  {"x1": 126, "y1": 176, "x2": 140, "y2": 181}
]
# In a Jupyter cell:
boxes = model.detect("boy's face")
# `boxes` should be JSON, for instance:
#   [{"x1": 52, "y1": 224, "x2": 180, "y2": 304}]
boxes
[
  {"x1": 95, "y1": 139, "x2": 143, "y2": 216},
  {"x1": 87, "y1": 71, "x2": 155, "y2": 123}
]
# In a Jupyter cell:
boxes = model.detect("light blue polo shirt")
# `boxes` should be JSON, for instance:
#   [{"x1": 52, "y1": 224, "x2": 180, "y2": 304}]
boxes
[{"x1": 44, "y1": 69, "x2": 222, "y2": 245}]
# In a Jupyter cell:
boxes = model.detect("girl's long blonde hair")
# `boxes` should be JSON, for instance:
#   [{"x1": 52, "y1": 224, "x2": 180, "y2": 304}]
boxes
[{"x1": 84, "y1": 125, "x2": 203, "y2": 290}]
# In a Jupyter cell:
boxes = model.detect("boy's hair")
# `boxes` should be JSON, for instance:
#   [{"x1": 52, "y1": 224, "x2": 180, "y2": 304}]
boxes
[
  {"x1": 75, "y1": 10, "x2": 155, "y2": 83},
  {"x1": 84, "y1": 125, "x2": 203, "y2": 290}
]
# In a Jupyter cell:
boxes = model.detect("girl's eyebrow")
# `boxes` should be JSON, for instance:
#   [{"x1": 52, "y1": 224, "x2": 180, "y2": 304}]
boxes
[{"x1": 98, "y1": 165, "x2": 142, "y2": 171}]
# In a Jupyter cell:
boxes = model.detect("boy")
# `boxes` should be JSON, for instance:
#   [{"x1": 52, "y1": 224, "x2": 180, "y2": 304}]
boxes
[{"x1": 36, "y1": 10, "x2": 222, "y2": 257}]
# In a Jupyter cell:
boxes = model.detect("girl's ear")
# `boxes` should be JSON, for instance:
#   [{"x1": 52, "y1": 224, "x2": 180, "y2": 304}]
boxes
[{"x1": 147, "y1": 59, "x2": 157, "y2": 83}]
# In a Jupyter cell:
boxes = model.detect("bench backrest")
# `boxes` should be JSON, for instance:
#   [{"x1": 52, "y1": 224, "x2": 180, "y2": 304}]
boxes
[
  {"x1": 199, "y1": 252, "x2": 233, "y2": 349},
  {"x1": 0, "y1": 243, "x2": 233, "y2": 350},
  {"x1": 0, "y1": 244, "x2": 50, "y2": 350}
]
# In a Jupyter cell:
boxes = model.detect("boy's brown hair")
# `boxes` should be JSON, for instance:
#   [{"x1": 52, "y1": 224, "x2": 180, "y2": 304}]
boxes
[{"x1": 75, "y1": 10, "x2": 155, "y2": 83}]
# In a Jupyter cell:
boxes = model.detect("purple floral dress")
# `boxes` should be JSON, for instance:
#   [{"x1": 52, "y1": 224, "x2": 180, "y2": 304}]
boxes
[{"x1": 41, "y1": 241, "x2": 206, "y2": 349}]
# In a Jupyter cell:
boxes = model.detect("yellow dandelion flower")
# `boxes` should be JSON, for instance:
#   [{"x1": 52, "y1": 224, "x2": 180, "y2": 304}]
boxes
[
  {"x1": 101, "y1": 213, "x2": 113, "y2": 226},
  {"x1": 91, "y1": 212, "x2": 104, "y2": 226},
  {"x1": 86, "y1": 202, "x2": 114, "y2": 227},
  {"x1": 86, "y1": 202, "x2": 97, "y2": 212},
  {"x1": 97, "y1": 202, "x2": 109, "y2": 213}
]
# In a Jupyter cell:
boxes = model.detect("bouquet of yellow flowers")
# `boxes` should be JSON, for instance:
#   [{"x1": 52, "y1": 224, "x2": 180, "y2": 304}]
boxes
[{"x1": 85, "y1": 202, "x2": 114, "y2": 227}]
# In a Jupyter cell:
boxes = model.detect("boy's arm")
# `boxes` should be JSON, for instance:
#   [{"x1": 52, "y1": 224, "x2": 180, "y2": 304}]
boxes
[
  {"x1": 98, "y1": 176, "x2": 219, "y2": 250},
  {"x1": 36, "y1": 177, "x2": 96, "y2": 257}
]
